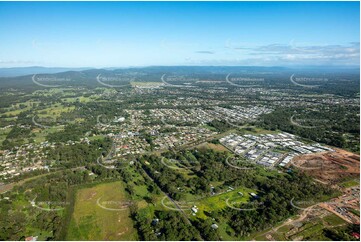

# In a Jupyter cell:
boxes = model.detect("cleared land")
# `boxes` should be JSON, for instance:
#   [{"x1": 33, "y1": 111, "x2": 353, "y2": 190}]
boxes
[
  {"x1": 288, "y1": 149, "x2": 360, "y2": 184},
  {"x1": 252, "y1": 208, "x2": 347, "y2": 241},
  {"x1": 196, "y1": 142, "x2": 229, "y2": 152},
  {"x1": 66, "y1": 181, "x2": 137, "y2": 241}
]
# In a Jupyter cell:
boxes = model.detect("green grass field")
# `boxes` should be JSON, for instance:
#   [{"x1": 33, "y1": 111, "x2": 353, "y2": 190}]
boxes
[
  {"x1": 61, "y1": 96, "x2": 94, "y2": 103},
  {"x1": 66, "y1": 181, "x2": 138, "y2": 241},
  {"x1": 37, "y1": 104, "x2": 75, "y2": 118},
  {"x1": 130, "y1": 81, "x2": 163, "y2": 87},
  {"x1": 0, "y1": 127, "x2": 11, "y2": 145},
  {"x1": 33, "y1": 126, "x2": 63, "y2": 143},
  {"x1": 238, "y1": 125, "x2": 280, "y2": 135},
  {"x1": 323, "y1": 213, "x2": 346, "y2": 226},
  {"x1": 340, "y1": 179, "x2": 359, "y2": 188},
  {"x1": 2, "y1": 100, "x2": 37, "y2": 117},
  {"x1": 193, "y1": 186, "x2": 257, "y2": 219}
]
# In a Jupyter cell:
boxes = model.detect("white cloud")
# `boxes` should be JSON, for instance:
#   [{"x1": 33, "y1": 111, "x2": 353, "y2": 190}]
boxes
[{"x1": 215, "y1": 41, "x2": 360, "y2": 66}]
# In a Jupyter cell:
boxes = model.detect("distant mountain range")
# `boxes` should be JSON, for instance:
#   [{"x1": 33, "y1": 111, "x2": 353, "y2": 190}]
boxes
[
  {"x1": 0, "y1": 66, "x2": 93, "y2": 77},
  {"x1": 0, "y1": 65, "x2": 358, "y2": 78}
]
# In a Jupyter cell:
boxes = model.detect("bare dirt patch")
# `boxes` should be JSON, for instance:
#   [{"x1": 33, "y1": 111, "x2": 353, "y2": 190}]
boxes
[{"x1": 288, "y1": 149, "x2": 360, "y2": 184}]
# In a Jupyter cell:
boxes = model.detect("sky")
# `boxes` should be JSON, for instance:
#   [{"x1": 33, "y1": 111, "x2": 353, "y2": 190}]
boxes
[{"x1": 0, "y1": 1, "x2": 359, "y2": 68}]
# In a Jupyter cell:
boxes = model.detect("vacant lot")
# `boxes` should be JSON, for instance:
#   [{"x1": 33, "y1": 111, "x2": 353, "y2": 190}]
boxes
[
  {"x1": 66, "y1": 181, "x2": 137, "y2": 241},
  {"x1": 289, "y1": 148, "x2": 360, "y2": 184},
  {"x1": 197, "y1": 142, "x2": 230, "y2": 152}
]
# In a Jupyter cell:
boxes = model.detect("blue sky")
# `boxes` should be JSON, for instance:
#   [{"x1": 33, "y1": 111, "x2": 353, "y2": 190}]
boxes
[{"x1": 0, "y1": 1, "x2": 359, "y2": 67}]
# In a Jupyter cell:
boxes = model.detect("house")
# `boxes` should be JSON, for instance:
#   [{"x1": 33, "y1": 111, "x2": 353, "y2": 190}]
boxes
[
  {"x1": 191, "y1": 206, "x2": 198, "y2": 213},
  {"x1": 351, "y1": 232, "x2": 360, "y2": 239},
  {"x1": 250, "y1": 192, "x2": 259, "y2": 199},
  {"x1": 114, "y1": 117, "x2": 125, "y2": 123},
  {"x1": 211, "y1": 224, "x2": 219, "y2": 229},
  {"x1": 25, "y1": 236, "x2": 38, "y2": 241}
]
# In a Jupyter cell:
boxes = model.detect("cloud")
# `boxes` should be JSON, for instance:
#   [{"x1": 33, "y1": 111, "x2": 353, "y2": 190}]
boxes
[
  {"x1": 224, "y1": 41, "x2": 360, "y2": 66},
  {"x1": 0, "y1": 60, "x2": 37, "y2": 64},
  {"x1": 195, "y1": 50, "x2": 215, "y2": 54}
]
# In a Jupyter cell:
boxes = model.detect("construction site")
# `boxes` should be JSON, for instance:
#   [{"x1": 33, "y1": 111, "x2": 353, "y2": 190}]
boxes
[{"x1": 288, "y1": 148, "x2": 360, "y2": 185}]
